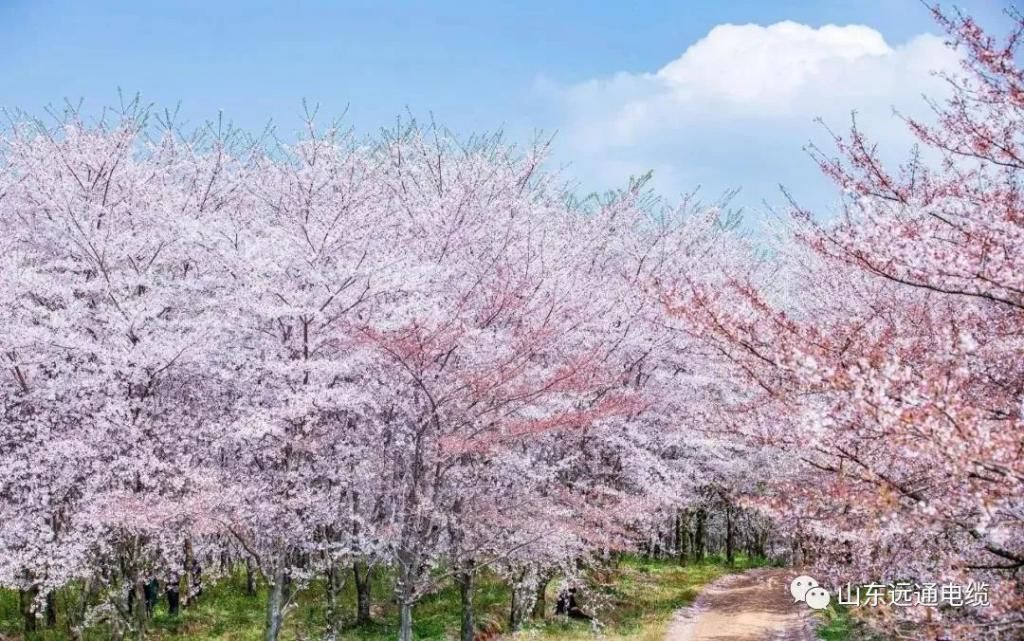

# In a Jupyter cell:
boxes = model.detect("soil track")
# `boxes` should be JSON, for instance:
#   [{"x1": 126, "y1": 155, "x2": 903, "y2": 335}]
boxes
[{"x1": 665, "y1": 569, "x2": 816, "y2": 641}]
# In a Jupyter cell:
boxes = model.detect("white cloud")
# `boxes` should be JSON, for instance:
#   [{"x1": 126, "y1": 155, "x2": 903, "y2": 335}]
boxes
[{"x1": 545, "y1": 22, "x2": 961, "y2": 217}]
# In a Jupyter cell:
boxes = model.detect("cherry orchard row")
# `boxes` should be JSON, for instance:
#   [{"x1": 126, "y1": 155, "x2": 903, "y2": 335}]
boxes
[
  {"x1": 2, "y1": 8, "x2": 1021, "y2": 641},
  {"x1": 0, "y1": 110, "x2": 767, "y2": 641},
  {"x1": 665, "y1": 8, "x2": 1024, "y2": 640}
]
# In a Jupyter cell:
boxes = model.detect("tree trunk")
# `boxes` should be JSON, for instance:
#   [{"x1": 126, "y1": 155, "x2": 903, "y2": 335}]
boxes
[
  {"x1": 532, "y1": 573, "x2": 551, "y2": 619},
  {"x1": 45, "y1": 591, "x2": 58, "y2": 628},
  {"x1": 73, "y1": 577, "x2": 96, "y2": 635},
  {"x1": 20, "y1": 586, "x2": 38, "y2": 633},
  {"x1": 725, "y1": 506, "x2": 735, "y2": 566},
  {"x1": 508, "y1": 571, "x2": 531, "y2": 631},
  {"x1": 133, "y1": 578, "x2": 147, "y2": 641},
  {"x1": 650, "y1": 522, "x2": 665, "y2": 559},
  {"x1": 398, "y1": 601, "x2": 414, "y2": 641},
  {"x1": 264, "y1": 566, "x2": 286, "y2": 641},
  {"x1": 396, "y1": 554, "x2": 417, "y2": 641},
  {"x1": 183, "y1": 538, "x2": 197, "y2": 607},
  {"x1": 693, "y1": 508, "x2": 706, "y2": 562},
  {"x1": 792, "y1": 525, "x2": 805, "y2": 568},
  {"x1": 354, "y1": 561, "x2": 372, "y2": 625},
  {"x1": 457, "y1": 566, "x2": 474, "y2": 641},
  {"x1": 144, "y1": 579, "x2": 159, "y2": 616},
  {"x1": 166, "y1": 577, "x2": 181, "y2": 617},
  {"x1": 509, "y1": 584, "x2": 518, "y2": 631},
  {"x1": 246, "y1": 558, "x2": 257, "y2": 597},
  {"x1": 325, "y1": 563, "x2": 341, "y2": 634},
  {"x1": 677, "y1": 511, "x2": 689, "y2": 564},
  {"x1": 191, "y1": 562, "x2": 203, "y2": 601}
]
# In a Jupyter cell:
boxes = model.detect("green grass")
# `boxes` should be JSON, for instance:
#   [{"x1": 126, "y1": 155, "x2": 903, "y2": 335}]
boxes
[
  {"x1": 814, "y1": 601, "x2": 887, "y2": 641},
  {"x1": 0, "y1": 555, "x2": 767, "y2": 641},
  {"x1": 815, "y1": 604, "x2": 854, "y2": 641},
  {"x1": 528, "y1": 554, "x2": 767, "y2": 641}
]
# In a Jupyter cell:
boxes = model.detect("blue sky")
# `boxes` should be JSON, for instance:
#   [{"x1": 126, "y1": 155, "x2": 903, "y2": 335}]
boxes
[{"x1": 0, "y1": 0, "x2": 1014, "y2": 217}]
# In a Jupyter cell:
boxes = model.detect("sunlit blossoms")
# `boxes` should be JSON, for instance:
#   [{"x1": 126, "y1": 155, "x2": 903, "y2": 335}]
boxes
[
  {"x1": 668, "y1": 7, "x2": 1024, "y2": 640},
  {"x1": 0, "y1": 101, "x2": 747, "y2": 640},
  {"x1": 2, "y1": 7, "x2": 1022, "y2": 641}
]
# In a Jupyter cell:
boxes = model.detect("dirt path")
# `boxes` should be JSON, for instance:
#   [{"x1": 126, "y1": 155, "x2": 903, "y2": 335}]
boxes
[{"x1": 665, "y1": 568, "x2": 816, "y2": 641}]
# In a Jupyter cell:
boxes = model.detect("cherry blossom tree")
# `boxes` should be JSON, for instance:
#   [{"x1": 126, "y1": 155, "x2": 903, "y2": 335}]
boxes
[
  {"x1": 668, "y1": 7, "x2": 1024, "y2": 639},
  {"x1": 0, "y1": 102, "x2": 244, "y2": 640},
  {"x1": 0, "y1": 98, "x2": 822, "y2": 641},
  {"x1": 340, "y1": 127, "x2": 658, "y2": 641}
]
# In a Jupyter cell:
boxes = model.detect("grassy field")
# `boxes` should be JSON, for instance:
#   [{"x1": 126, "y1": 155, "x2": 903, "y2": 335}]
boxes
[
  {"x1": 816, "y1": 601, "x2": 890, "y2": 641},
  {"x1": 815, "y1": 604, "x2": 854, "y2": 641},
  {"x1": 0, "y1": 555, "x2": 769, "y2": 641}
]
